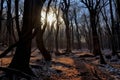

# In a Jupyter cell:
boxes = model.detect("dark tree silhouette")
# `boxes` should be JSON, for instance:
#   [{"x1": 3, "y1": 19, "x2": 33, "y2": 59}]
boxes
[
  {"x1": 6, "y1": 0, "x2": 13, "y2": 45},
  {"x1": 15, "y1": 0, "x2": 21, "y2": 37},
  {"x1": 81, "y1": 0, "x2": 106, "y2": 64},
  {"x1": 0, "y1": 0, "x2": 4, "y2": 32},
  {"x1": 109, "y1": 0, "x2": 116, "y2": 56},
  {"x1": 61, "y1": 0, "x2": 71, "y2": 53},
  {"x1": 54, "y1": 4, "x2": 61, "y2": 54},
  {"x1": 115, "y1": 0, "x2": 120, "y2": 51},
  {"x1": 35, "y1": 0, "x2": 52, "y2": 61},
  {"x1": 73, "y1": 8, "x2": 81, "y2": 49},
  {"x1": 8, "y1": 0, "x2": 35, "y2": 76}
]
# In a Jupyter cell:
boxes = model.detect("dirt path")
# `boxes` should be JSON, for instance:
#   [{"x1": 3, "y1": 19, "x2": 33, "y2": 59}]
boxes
[
  {"x1": 47, "y1": 52, "x2": 119, "y2": 80},
  {"x1": 0, "y1": 50, "x2": 120, "y2": 80}
]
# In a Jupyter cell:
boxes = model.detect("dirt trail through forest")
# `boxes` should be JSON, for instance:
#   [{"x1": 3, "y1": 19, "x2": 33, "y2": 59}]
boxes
[{"x1": 0, "y1": 50, "x2": 120, "y2": 80}]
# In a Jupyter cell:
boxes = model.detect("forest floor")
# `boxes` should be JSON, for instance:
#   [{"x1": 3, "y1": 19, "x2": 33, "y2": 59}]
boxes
[{"x1": 0, "y1": 49, "x2": 120, "y2": 80}]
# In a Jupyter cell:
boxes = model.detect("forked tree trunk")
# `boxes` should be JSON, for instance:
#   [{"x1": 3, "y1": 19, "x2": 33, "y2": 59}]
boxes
[
  {"x1": 0, "y1": 0, "x2": 4, "y2": 32},
  {"x1": 61, "y1": 0, "x2": 71, "y2": 53},
  {"x1": 34, "y1": 0, "x2": 52, "y2": 61},
  {"x1": 90, "y1": 10, "x2": 106, "y2": 64},
  {"x1": 36, "y1": 29, "x2": 51, "y2": 61},
  {"x1": 9, "y1": 0, "x2": 35, "y2": 76}
]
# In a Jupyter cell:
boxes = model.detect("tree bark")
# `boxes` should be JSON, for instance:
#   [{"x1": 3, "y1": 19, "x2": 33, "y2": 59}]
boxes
[
  {"x1": 61, "y1": 0, "x2": 71, "y2": 53},
  {"x1": 90, "y1": 10, "x2": 101, "y2": 56},
  {"x1": 9, "y1": 0, "x2": 35, "y2": 76},
  {"x1": 7, "y1": 0, "x2": 13, "y2": 46},
  {"x1": 36, "y1": 29, "x2": 51, "y2": 61},
  {"x1": 74, "y1": 9, "x2": 81, "y2": 49},
  {"x1": 71, "y1": 20, "x2": 74, "y2": 49},
  {"x1": 34, "y1": 0, "x2": 52, "y2": 61},
  {"x1": 0, "y1": 0, "x2": 4, "y2": 32},
  {"x1": 55, "y1": 7, "x2": 60, "y2": 54},
  {"x1": 55, "y1": 23, "x2": 60, "y2": 53},
  {"x1": 15, "y1": 0, "x2": 21, "y2": 37},
  {"x1": 109, "y1": 0, "x2": 120, "y2": 58},
  {"x1": 81, "y1": 0, "x2": 106, "y2": 64}
]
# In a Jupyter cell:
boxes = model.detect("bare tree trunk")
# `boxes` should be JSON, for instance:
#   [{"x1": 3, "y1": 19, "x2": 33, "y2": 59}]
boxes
[
  {"x1": 15, "y1": 0, "x2": 21, "y2": 37},
  {"x1": 54, "y1": 7, "x2": 60, "y2": 54},
  {"x1": 65, "y1": 17, "x2": 71, "y2": 52},
  {"x1": 0, "y1": 0, "x2": 4, "y2": 43},
  {"x1": 0, "y1": 0, "x2": 4, "y2": 32},
  {"x1": 74, "y1": 9, "x2": 81, "y2": 49},
  {"x1": 55, "y1": 22, "x2": 60, "y2": 53},
  {"x1": 109, "y1": 0, "x2": 120, "y2": 58},
  {"x1": 71, "y1": 19, "x2": 74, "y2": 49},
  {"x1": 61, "y1": 0, "x2": 71, "y2": 53},
  {"x1": 9, "y1": 0, "x2": 35, "y2": 76},
  {"x1": 90, "y1": 13, "x2": 101, "y2": 56},
  {"x1": 34, "y1": 0, "x2": 52, "y2": 61},
  {"x1": 7, "y1": 0, "x2": 14, "y2": 46},
  {"x1": 115, "y1": 0, "x2": 120, "y2": 50},
  {"x1": 81, "y1": 0, "x2": 106, "y2": 64},
  {"x1": 116, "y1": 0, "x2": 120, "y2": 18},
  {"x1": 36, "y1": 29, "x2": 51, "y2": 61},
  {"x1": 84, "y1": 14, "x2": 92, "y2": 52}
]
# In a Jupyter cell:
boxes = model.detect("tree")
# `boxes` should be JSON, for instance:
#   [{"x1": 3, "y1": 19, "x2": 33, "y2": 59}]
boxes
[
  {"x1": 109, "y1": 0, "x2": 117, "y2": 56},
  {"x1": 61, "y1": 0, "x2": 71, "y2": 53},
  {"x1": 81, "y1": 0, "x2": 106, "y2": 64},
  {"x1": 100, "y1": 0, "x2": 112, "y2": 49},
  {"x1": 73, "y1": 8, "x2": 81, "y2": 49},
  {"x1": 7, "y1": 0, "x2": 15, "y2": 46},
  {"x1": 35, "y1": 0, "x2": 52, "y2": 61},
  {"x1": 0, "y1": 0, "x2": 4, "y2": 43},
  {"x1": 115, "y1": 0, "x2": 120, "y2": 51},
  {"x1": 116, "y1": 0, "x2": 120, "y2": 18},
  {"x1": 54, "y1": 2, "x2": 61, "y2": 54},
  {"x1": 0, "y1": 0, "x2": 4, "y2": 32},
  {"x1": 15, "y1": 0, "x2": 21, "y2": 37},
  {"x1": 8, "y1": 0, "x2": 36, "y2": 76}
]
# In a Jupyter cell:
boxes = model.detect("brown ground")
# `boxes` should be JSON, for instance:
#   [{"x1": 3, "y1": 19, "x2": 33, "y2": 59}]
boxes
[{"x1": 0, "y1": 49, "x2": 120, "y2": 80}]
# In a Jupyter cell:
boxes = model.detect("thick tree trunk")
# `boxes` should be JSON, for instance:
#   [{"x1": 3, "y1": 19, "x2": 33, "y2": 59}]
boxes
[
  {"x1": 33, "y1": 0, "x2": 51, "y2": 61},
  {"x1": 81, "y1": 0, "x2": 106, "y2": 64},
  {"x1": 15, "y1": 0, "x2": 21, "y2": 37},
  {"x1": 90, "y1": 12, "x2": 106, "y2": 64},
  {"x1": 7, "y1": 0, "x2": 13, "y2": 46},
  {"x1": 116, "y1": 0, "x2": 120, "y2": 48},
  {"x1": 36, "y1": 29, "x2": 51, "y2": 61},
  {"x1": 0, "y1": 0, "x2": 4, "y2": 44},
  {"x1": 90, "y1": 14, "x2": 101, "y2": 56},
  {"x1": 9, "y1": 0, "x2": 35, "y2": 76},
  {"x1": 116, "y1": 0, "x2": 120, "y2": 18},
  {"x1": 0, "y1": 0, "x2": 4, "y2": 32},
  {"x1": 66, "y1": 24, "x2": 71, "y2": 52}
]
